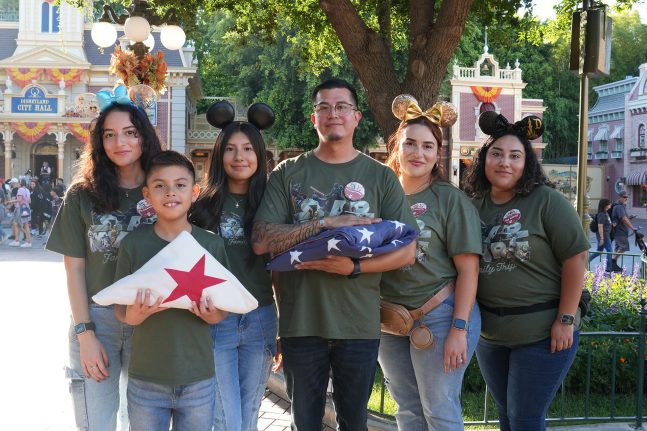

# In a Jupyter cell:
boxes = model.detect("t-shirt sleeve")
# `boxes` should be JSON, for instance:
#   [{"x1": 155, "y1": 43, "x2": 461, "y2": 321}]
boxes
[
  {"x1": 379, "y1": 168, "x2": 418, "y2": 229},
  {"x1": 114, "y1": 240, "x2": 133, "y2": 282},
  {"x1": 254, "y1": 164, "x2": 290, "y2": 224},
  {"x1": 613, "y1": 204, "x2": 627, "y2": 221},
  {"x1": 542, "y1": 189, "x2": 591, "y2": 262},
  {"x1": 45, "y1": 187, "x2": 88, "y2": 258},
  {"x1": 445, "y1": 188, "x2": 483, "y2": 257}
]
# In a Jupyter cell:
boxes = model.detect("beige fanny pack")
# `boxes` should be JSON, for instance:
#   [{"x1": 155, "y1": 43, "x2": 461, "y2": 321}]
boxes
[{"x1": 380, "y1": 282, "x2": 455, "y2": 350}]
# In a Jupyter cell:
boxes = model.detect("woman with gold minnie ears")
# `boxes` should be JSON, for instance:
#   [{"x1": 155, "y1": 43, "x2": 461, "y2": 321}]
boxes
[{"x1": 379, "y1": 95, "x2": 482, "y2": 431}]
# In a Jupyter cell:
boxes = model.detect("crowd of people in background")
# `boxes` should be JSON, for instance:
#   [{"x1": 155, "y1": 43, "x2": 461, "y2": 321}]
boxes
[{"x1": 0, "y1": 173, "x2": 66, "y2": 247}]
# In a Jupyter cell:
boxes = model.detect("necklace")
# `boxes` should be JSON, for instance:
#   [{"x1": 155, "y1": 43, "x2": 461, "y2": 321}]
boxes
[
  {"x1": 229, "y1": 194, "x2": 245, "y2": 208},
  {"x1": 405, "y1": 181, "x2": 430, "y2": 196}
]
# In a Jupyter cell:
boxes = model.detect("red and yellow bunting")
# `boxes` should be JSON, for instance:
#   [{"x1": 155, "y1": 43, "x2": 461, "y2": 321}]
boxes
[
  {"x1": 68, "y1": 123, "x2": 90, "y2": 144},
  {"x1": 12, "y1": 122, "x2": 51, "y2": 143},
  {"x1": 470, "y1": 86, "x2": 502, "y2": 103},
  {"x1": 47, "y1": 68, "x2": 84, "y2": 86},
  {"x1": 6, "y1": 68, "x2": 43, "y2": 87}
]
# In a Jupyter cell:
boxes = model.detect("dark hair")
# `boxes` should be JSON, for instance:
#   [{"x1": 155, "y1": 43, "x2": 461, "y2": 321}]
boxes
[
  {"x1": 598, "y1": 198, "x2": 612, "y2": 213},
  {"x1": 311, "y1": 78, "x2": 359, "y2": 107},
  {"x1": 385, "y1": 117, "x2": 447, "y2": 184},
  {"x1": 20, "y1": 179, "x2": 27, "y2": 187},
  {"x1": 145, "y1": 151, "x2": 196, "y2": 184},
  {"x1": 190, "y1": 122, "x2": 267, "y2": 244},
  {"x1": 73, "y1": 103, "x2": 162, "y2": 213},
  {"x1": 462, "y1": 133, "x2": 554, "y2": 198}
]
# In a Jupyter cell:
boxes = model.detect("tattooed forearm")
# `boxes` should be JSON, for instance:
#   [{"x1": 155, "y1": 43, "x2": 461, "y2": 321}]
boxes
[{"x1": 252, "y1": 219, "x2": 321, "y2": 255}]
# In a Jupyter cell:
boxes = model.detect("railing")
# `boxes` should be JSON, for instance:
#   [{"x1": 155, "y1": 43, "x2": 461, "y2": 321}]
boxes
[
  {"x1": 611, "y1": 151, "x2": 623, "y2": 159},
  {"x1": 595, "y1": 151, "x2": 609, "y2": 160},
  {"x1": 0, "y1": 8, "x2": 18, "y2": 22},
  {"x1": 370, "y1": 308, "x2": 647, "y2": 427},
  {"x1": 588, "y1": 251, "x2": 646, "y2": 279}
]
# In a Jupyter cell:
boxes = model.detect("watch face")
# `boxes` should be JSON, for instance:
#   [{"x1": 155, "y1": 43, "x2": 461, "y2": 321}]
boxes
[
  {"x1": 74, "y1": 323, "x2": 86, "y2": 334},
  {"x1": 560, "y1": 314, "x2": 575, "y2": 325},
  {"x1": 452, "y1": 319, "x2": 467, "y2": 330}
]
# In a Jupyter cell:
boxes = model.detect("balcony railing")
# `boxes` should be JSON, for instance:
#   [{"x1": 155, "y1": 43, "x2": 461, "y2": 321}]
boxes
[
  {"x1": 611, "y1": 151, "x2": 623, "y2": 159},
  {"x1": 587, "y1": 153, "x2": 593, "y2": 160},
  {"x1": 630, "y1": 149, "x2": 647, "y2": 158},
  {"x1": 0, "y1": 8, "x2": 18, "y2": 22},
  {"x1": 595, "y1": 151, "x2": 608, "y2": 160}
]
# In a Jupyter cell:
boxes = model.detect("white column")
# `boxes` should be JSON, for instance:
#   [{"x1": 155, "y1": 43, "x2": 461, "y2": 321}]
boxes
[
  {"x1": 2, "y1": 129, "x2": 14, "y2": 179},
  {"x1": 170, "y1": 86, "x2": 187, "y2": 154},
  {"x1": 54, "y1": 131, "x2": 68, "y2": 182}
]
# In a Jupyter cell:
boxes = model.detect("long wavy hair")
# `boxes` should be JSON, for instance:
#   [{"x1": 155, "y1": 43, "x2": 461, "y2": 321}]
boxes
[
  {"x1": 462, "y1": 133, "x2": 553, "y2": 199},
  {"x1": 190, "y1": 122, "x2": 267, "y2": 244},
  {"x1": 72, "y1": 103, "x2": 162, "y2": 213},
  {"x1": 385, "y1": 117, "x2": 447, "y2": 185},
  {"x1": 598, "y1": 198, "x2": 611, "y2": 213}
]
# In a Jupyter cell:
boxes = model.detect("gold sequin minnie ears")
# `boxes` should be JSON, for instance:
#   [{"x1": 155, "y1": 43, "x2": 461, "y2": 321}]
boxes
[
  {"x1": 478, "y1": 111, "x2": 544, "y2": 141},
  {"x1": 391, "y1": 94, "x2": 458, "y2": 128}
]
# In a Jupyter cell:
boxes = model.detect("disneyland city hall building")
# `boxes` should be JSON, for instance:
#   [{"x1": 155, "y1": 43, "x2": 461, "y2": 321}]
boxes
[{"x1": 0, "y1": 0, "x2": 207, "y2": 185}]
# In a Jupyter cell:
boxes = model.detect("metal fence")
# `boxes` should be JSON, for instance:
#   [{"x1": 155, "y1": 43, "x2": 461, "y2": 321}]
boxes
[{"x1": 370, "y1": 266, "x2": 647, "y2": 428}]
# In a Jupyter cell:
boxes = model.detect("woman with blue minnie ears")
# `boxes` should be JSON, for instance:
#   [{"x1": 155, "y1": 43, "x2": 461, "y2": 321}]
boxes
[
  {"x1": 46, "y1": 86, "x2": 162, "y2": 431},
  {"x1": 190, "y1": 101, "x2": 277, "y2": 431}
]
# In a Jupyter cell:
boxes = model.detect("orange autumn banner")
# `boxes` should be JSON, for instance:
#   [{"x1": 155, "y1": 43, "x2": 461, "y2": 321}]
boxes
[
  {"x1": 68, "y1": 123, "x2": 90, "y2": 144},
  {"x1": 470, "y1": 86, "x2": 502, "y2": 103},
  {"x1": 47, "y1": 69, "x2": 84, "y2": 86},
  {"x1": 12, "y1": 122, "x2": 51, "y2": 143},
  {"x1": 7, "y1": 68, "x2": 43, "y2": 87}
]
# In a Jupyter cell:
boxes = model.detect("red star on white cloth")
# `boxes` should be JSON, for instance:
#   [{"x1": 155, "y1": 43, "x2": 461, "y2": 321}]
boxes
[{"x1": 163, "y1": 255, "x2": 225, "y2": 304}]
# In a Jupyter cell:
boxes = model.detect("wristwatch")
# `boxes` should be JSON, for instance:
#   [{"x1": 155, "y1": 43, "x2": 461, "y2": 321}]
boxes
[
  {"x1": 559, "y1": 313, "x2": 575, "y2": 325},
  {"x1": 347, "y1": 258, "x2": 361, "y2": 279},
  {"x1": 452, "y1": 318, "x2": 468, "y2": 331},
  {"x1": 74, "y1": 321, "x2": 96, "y2": 335}
]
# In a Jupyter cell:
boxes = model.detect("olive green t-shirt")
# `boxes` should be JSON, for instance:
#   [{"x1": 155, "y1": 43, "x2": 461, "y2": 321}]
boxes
[
  {"x1": 114, "y1": 224, "x2": 228, "y2": 386},
  {"x1": 472, "y1": 186, "x2": 590, "y2": 346},
  {"x1": 254, "y1": 151, "x2": 417, "y2": 339},
  {"x1": 381, "y1": 182, "x2": 482, "y2": 309},
  {"x1": 46, "y1": 184, "x2": 157, "y2": 299},
  {"x1": 219, "y1": 194, "x2": 274, "y2": 307}
]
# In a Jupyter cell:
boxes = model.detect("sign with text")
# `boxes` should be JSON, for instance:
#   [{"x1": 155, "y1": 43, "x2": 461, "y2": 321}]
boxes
[{"x1": 11, "y1": 85, "x2": 58, "y2": 114}]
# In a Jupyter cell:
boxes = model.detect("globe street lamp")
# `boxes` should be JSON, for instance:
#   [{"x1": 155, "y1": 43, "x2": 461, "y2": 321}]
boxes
[{"x1": 91, "y1": 0, "x2": 186, "y2": 58}]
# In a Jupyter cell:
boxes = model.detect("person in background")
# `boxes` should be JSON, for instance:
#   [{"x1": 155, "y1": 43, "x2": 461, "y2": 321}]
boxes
[
  {"x1": 190, "y1": 102, "x2": 278, "y2": 431},
  {"x1": 463, "y1": 112, "x2": 589, "y2": 431},
  {"x1": 40, "y1": 160, "x2": 52, "y2": 185},
  {"x1": 589, "y1": 198, "x2": 612, "y2": 271},
  {"x1": 7, "y1": 178, "x2": 32, "y2": 247},
  {"x1": 610, "y1": 191, "x2": 638, "y2": 272},
  {"x1": 46, "y1": 100, "x2": 163, "y2": 431},
  {"x1": 30, "y1": 178, "x2": 48, "y2": 237},
  {"x1": 379, "y1": 96, "x2": 482, "y2": 431}
]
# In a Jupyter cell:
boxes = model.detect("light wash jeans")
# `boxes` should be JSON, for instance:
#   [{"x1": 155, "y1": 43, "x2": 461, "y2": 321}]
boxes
[
  {"x1": 211, "y1": 303, "x2": 277, "y2": 431},
  {"x1": 378, "y1": 294, "x2": 481, "y2": 431},
  {"x1": 67, "y1": 305, "x2": 133, "y2": 431},
  {"x1": 127, "y1": 376, "x2": 215, "y2": 431}
]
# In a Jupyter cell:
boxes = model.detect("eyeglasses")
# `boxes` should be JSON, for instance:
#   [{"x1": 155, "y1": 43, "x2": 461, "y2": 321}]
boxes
[{"x1": 313, "y1": 102, "x2": 357, "y2": 117}]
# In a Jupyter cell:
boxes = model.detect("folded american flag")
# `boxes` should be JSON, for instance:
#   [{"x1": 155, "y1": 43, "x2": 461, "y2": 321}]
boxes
[{"x1": 267, "y1": 220, "x2": 418, "y2": 271}]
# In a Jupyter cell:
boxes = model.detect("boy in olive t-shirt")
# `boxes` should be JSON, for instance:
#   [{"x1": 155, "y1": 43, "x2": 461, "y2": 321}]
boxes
[{"x1": 114, "y1": 151, "x2": 228, "y2": 431}]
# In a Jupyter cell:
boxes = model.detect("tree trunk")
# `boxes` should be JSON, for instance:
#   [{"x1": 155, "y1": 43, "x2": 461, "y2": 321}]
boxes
[{"x1": 319, "y1": 0, "x2": 473, "y2": 146}]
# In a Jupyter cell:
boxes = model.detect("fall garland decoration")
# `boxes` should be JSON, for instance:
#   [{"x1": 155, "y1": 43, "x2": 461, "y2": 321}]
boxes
[
  {"x1": 6, "y1": 68, "x2": 43, "y2": 87},
  {"x1": 47, "y1": 68, "x2": 84, "y2": 86},
  {"x1": 470, "y1": 86, "x2": 502, "y2": 103},
  {"x1": 109, "y1": 47, "x2": 168, "y2": 94},
  {"x1": 12, "y1": 122, "x2": 51, "y2": 143},
  {"x1": 68, "y1": 123, "x2": 91, "y2": 144}
]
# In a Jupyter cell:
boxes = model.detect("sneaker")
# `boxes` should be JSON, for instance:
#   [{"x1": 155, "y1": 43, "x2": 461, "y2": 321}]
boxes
[
  {"x1": 611, "y1": 262, "x2": 623, "y2": 272},
  {"x1": 8, "y1": 240, "x2": 20, "y2": 246},
  {"x1": 20, "y1": 242, "x2": 32, "y2": 248}
]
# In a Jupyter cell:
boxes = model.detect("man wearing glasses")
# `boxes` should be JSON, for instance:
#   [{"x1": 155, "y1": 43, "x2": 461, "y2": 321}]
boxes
[{"x1": 253, "y1": 78, "x2": 416, "y2": 430}]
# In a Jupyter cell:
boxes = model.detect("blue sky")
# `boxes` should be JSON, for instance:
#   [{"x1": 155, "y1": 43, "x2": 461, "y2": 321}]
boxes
[{"x1": 527, "y1": 0, "x2": 647, "y2": 23}]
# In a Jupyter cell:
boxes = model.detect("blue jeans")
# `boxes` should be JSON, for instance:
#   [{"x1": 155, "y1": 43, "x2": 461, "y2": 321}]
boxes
[
  {"x1": 589, "y1": 238, "x2": 612, "y2": 268},
  {"x1": 211, "y1": 303, "x2": 277, "y2": 431},
  {"x1": 281, "y1": 336, "x2": 380, "y2": 431},
  {"x1": 127, "y1": 376, "x2": 215, "y2": 431},
  {"x1": 476, "y1": 332, "x2": 580, "y2": 431},
  {"x1": 378, "y1": 295, "x2": 481, "y2": 431},
  {"x1": 67, "y1": 305, "x2": 133, "y2": 431}
]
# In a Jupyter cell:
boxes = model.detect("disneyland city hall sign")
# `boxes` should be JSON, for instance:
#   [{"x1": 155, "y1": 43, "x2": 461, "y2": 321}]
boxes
[{"x1": 11, "y1": 85, "x2": 57, "y2": 114}]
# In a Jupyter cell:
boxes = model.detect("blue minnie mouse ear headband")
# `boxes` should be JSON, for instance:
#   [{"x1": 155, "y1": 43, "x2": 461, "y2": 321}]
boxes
[{"x1": 96, "y1": 85, "x2": 133, "y2": 112}]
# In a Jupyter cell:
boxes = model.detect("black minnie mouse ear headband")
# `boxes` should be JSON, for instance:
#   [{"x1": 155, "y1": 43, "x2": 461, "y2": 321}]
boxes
[
  {"x1": 206, "y1": 101, "x2": 275, "y2": 131},
  {"x1": 478, "y1": 111, "x2": 544, "y2": 141}
]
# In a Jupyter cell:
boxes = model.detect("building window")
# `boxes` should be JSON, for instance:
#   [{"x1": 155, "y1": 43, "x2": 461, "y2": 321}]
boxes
[
  {"x1": 616, "y1": 139, "x2": 623, "y2": 152},
  {"x1": 41, "y1": 2, "x2": 59, "y2": 33},
  {"x1": 587, "y1": 142, "x2": 592, "y2": 155},
  {"x1": 599, "y1": 141, "x2": 608, "y2": 152},
  {"x1": 640, "y1": 125, "x2": 646, "y2": 148}
]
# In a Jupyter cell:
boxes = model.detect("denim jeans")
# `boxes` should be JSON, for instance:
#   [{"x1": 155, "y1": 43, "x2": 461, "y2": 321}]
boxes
[
  {"x1": 67, "y1": 305, "x2": 133, "y2": 431},
  {"x1": 127, "y1": 376, "x2": 215, "y2": 431},
  {"x1": 281, "y1": 336, "x2": 380, "y2": 431},
  {"x1": 589, "y1": 238, "x2": 612, "y2": 269},
  {"x1": 378, "y1": 295, "x2": 481, "y2": 431},
  {"x1": 211, "y1": 303, "x2": 277, "y2": 431},
  {"x1": 476, "y1": 332, "x2": 580, "y2": 431}
]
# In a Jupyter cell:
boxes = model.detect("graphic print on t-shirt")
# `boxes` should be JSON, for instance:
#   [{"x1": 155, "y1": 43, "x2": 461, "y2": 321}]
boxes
[
  {"x1": 289, "y1": 182, "x2": 374, "y2": 223},
  {"x1": 410, "y1": 202, "x2": 430, "y2": 263},
  {"x1": 87, "y1": 199, "x2": 156, "y2": 262},
  {"x1": 220, "y1": 212, "x2": 246, "y2": 246},
  {"x1": 480, "y1": 208, "x2": 530, "y2": 272}
]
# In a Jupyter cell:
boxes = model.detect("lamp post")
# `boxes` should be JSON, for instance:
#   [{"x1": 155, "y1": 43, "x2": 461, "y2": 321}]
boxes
[{"x1": 90, "y1": 0, "x2": 186, "y2": 58}]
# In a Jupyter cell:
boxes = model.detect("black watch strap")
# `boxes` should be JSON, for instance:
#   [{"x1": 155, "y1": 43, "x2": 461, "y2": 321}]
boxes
[
  {"x1": 74, "y1": 321, "x2": 96, "y2": 335},
  {"x1": 347, "y1": 258, "x2": 361, "y2": 279}
]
